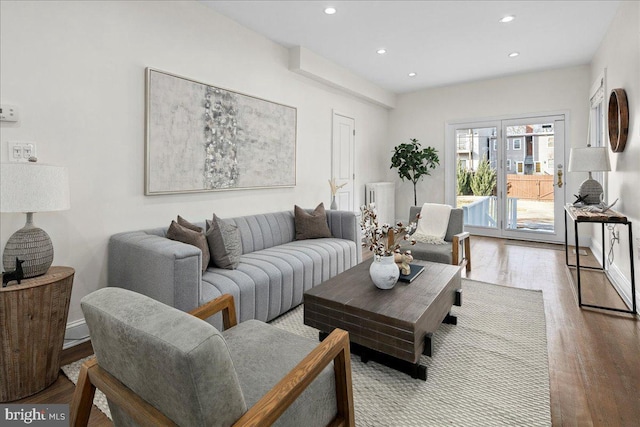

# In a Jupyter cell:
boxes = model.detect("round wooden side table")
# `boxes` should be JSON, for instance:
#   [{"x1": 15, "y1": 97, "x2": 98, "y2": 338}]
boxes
[{"x1": 0, "y1": 266, "x2": 74, "y2": 402}]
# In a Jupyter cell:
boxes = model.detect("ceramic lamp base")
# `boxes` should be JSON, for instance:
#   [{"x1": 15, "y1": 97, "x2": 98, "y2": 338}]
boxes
[
  {"x1": 578, "y1": 177, "x2": 604, "y2": 205},
  {"x1": 3, "y1": 216, "x2": 53, "y2": 278}
]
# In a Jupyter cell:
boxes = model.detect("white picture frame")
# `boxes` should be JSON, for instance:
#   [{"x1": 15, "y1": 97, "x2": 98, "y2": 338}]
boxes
[{"x1": 145, "y1": 68, "x2": 297, "y2": 195}]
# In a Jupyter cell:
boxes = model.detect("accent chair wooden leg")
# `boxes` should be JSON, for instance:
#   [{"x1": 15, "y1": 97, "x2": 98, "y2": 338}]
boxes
[
  {"x1": 452, "y1": 237, "x2": 460, "y2": 266},
  {"x1": 70, "y1": 357, "x2": 98, "y2": 427},
  {"x1": 465, "y1": 236, "x2": 471, "y2": 271}
]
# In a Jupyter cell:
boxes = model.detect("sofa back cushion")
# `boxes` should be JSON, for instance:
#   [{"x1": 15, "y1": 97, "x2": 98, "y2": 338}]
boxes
[{"x1": 228, "y1": 211, "x2": 296, "y2": 254}]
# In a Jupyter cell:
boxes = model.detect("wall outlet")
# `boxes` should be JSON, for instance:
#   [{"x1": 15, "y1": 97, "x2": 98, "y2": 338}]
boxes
[
  {"x1": 0, "y1": 104, "x2": 19, "y2": 122},
  {"x1": 8, "y1": 141, "x2": 37, "y2": 162}
]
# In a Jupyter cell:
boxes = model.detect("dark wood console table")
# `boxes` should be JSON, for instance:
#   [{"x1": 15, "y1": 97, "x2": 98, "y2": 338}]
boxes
[{"x1": 564, "y1": 205, "x2": 636, "y2": 314}]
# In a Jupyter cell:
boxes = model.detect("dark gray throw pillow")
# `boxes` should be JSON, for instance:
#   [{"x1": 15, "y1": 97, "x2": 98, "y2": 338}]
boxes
[
  {"x1": 166, "y1": 220, "x2": 210, "y2": 271},
  {"x1": 177, "y1": 215, "x2": 203, "y2": 233},
  {"x1": 206, "y1": 214, "x2": 242, "y2": 269},
  {"x1": 294, "y1": 203, "x2": 332, "y2": 240}
]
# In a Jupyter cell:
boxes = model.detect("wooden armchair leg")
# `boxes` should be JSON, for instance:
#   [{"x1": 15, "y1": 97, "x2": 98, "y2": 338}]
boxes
[
  {"x1": 464, "y1": 236, "x2": 471, "y2": 271},
  {"x1": 70, "y1": 358, "x2": 98, "y2": 427},
  {"x1": 452, "y1": 232, "x2": 471, "y2": 272},
  {"x1": 333, "y1": 341, "x2": 355, "y2": 426}
]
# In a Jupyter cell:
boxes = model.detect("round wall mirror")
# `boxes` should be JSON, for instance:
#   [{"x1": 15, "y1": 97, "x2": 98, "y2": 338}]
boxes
[{"x1": 608, "y1": 88, "x2": 629, "y2": 153}]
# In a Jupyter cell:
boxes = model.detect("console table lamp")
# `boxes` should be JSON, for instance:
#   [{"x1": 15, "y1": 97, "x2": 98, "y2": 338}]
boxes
[
  {"x1": 1, "y1": 162, "x2": 70, "y2": 278},
  {"x1": 568, "y1": 146, "x2": 611, "y2": 205}
]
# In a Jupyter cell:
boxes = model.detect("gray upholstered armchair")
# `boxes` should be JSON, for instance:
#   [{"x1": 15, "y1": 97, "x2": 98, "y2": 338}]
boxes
[
  {"x1": 403, "y1": 206, "x2": 471, "y2": 271},
  {"x1": 70, "y1": 288, "x2": 354, "y2": 427}
]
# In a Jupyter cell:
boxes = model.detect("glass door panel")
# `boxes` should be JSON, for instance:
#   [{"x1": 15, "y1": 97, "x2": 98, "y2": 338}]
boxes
[
  {"x1": 501, "y1": 117, "x2": 565, "y2": 242},
  {"x1": 450, "y1": 115, "x2": 565, "y2": 243},
  {"x1": 455, "y1": 126, "x2": 498, "y2": 231}
]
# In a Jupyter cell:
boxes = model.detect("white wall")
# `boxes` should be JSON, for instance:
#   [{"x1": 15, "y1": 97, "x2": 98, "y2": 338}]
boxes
[
  {"x1": 388, "y1": 65, "x2": 590, "y2": 222},
  {"x1": 590, "y1": 1, "x2": 640, "y2": 305},
  {"x1": 0, "y1": 1, "x2": 390, "y2": 322}
]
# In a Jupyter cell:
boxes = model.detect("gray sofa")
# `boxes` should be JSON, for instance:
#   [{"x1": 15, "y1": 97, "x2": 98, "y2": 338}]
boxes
[{"x1": 108, "y1": 209, "x2": 362, "y2": 327}]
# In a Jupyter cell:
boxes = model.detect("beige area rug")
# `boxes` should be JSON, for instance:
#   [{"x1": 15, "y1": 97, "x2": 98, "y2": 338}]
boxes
[{"x1": 62, "y1": 279, "x2": 551, "y2": 426}]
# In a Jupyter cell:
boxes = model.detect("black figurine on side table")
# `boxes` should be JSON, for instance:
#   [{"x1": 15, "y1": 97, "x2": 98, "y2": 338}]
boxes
[{"x1": 2, "y1": 258, "x2": 25, "y2": 287}]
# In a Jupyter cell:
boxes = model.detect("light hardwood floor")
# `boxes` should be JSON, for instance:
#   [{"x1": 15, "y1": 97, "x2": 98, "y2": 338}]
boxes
[{"x1": 15, "y1": 236, "x2": 640, "y2": 426}]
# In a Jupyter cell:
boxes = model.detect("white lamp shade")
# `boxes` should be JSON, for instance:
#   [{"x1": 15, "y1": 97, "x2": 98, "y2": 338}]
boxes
[
  {"x1": 568, "y1": 146, "x2": 611, "y2": 173},
  {"x1": 0, "y1": 163, "x2": 70, "y2": 213}
]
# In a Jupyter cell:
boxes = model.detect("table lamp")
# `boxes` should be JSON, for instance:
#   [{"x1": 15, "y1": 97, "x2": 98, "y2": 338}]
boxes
[
  {"x1": 568, "y1": 145, "x2": 611, "y2": 205},
  {"x1": 1, "y1": 161, "x2": 70, "y2": 278}
]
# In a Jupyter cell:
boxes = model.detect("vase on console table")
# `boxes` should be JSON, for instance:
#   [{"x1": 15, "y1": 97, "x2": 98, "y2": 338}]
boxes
[{"x1": 369, "y1": 255, "x2": 399, "y2": 290}]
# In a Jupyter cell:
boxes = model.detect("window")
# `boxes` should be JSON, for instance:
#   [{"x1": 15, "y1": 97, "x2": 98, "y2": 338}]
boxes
[
  {"x1": 512, "y1": 138, "x2": 522, "y2": 150},
  {"x1": 535, "y1": 162, "x2": 542, "y2": 173},
  {"x1": 506, "y1": 159, "x2": 512, "y2": 170},
  {"x1": 516, "y1": 161, "x2": 524, "y2": 174}
]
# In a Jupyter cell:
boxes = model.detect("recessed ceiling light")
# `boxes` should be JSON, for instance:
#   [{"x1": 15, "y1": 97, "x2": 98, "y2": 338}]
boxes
[
  {"x1": 324, "y1": 7, "x2": 336, "y2": 15},
  {"x1": 408, "y1": 72, "x2": 417, "y2": 77},
  {"x1": 377, "y1": 48, "x2": 387, "y2": 55},
  {"x1": 499, "y1": 15, "x2": 515, "y2": 23},
  {"x1": 508, "y1": 52, "x2": 520, "y2": 58}
]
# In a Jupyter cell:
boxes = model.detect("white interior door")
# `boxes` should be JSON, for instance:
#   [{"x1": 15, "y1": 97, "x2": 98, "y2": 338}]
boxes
[{"x1": 332, "y1": 112, "x2": 355, "y2": 211}]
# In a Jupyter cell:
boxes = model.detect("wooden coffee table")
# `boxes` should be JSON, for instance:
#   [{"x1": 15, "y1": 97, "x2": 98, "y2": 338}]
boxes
[{"x1": 304, "y1": 260, "x2": 461, "y2": 380}]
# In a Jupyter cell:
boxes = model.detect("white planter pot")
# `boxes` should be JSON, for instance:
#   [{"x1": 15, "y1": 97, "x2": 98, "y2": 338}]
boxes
[{"x1": 369, "y1": 255, "x2": 399, "y2": 289}]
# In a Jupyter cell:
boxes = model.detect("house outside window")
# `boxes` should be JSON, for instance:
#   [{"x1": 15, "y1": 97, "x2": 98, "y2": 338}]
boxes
[
  {"x1": 506, "y1": 159, "x2": 511, "y2": 171},
  {"x1": 513, "y1": 138, "x2": 522, "y2": 150}
]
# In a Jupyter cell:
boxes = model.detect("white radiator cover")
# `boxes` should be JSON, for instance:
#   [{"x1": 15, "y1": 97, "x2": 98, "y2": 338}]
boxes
[{"x1": 365, "y1": 182, "x2": 395, "y2": 226}]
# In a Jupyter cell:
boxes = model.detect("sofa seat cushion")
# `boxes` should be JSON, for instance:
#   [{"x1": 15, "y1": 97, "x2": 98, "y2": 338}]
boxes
[
  {"x1": 222, "y1": 320, "x2": 337, "y2": 427},
  {"x1": 406, "y1": 241, "x2": 452, "y2": 265},
  {"x1": 202, "y1": 238, "x2": 358, "y2": 324}
]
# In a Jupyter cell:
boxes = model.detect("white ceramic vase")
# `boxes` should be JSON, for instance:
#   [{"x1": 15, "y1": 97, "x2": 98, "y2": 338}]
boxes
[{"x1": 369, "y1": 255, "x2": 399, "y2": 289}]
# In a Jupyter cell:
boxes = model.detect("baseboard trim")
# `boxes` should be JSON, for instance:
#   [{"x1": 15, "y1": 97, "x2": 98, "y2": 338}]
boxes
[{"x1": 64, "y1": 318, "x2": 90, "y2": 350}]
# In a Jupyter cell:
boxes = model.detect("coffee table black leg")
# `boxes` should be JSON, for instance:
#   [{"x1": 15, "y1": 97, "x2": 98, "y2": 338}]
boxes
[
  {"x1": 413, "y1": 364, "x2": 427, "y2": 381},
  {"x1": 423, "y1": 333, "x2": 433, "y2": 357},
  {"x1": 454, "y1": 289, "x2": 462, "y2": 306},
  {"x1": 443, "y1": 312, "x2": 457, "y2": 325},
  {"x1": 325, "y1": 337, "x2": 428, "y2": 381}
]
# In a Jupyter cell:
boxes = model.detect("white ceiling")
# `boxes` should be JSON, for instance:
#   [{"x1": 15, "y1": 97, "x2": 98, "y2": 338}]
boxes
[{"x1": 203, "y1": 1, "x2": 620, "y2": 94}]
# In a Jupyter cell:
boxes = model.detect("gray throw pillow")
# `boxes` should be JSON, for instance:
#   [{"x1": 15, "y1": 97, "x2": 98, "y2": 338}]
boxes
[
  {"x1": 166, "y1": 220, "x2": 210, "y2": 271},
  {"x1": 206, "y1": 214, "x2": 242, "y2": 269},
  {"x1": 294, "y1": 203, "x2": 332, "y2": 240}
]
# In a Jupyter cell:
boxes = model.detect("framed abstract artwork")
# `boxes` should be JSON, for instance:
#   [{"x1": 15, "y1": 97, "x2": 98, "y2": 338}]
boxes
[{"x1": 145, "y1": 68, "x2": 297, "y2": 195}]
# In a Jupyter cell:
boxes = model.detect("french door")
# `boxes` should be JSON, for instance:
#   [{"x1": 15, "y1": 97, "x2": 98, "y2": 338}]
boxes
[{"x1": 446, "y1": 114, "x2": 566, "y2": 243}]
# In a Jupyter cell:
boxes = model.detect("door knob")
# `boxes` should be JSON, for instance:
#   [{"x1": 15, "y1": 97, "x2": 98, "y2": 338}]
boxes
[{"x1": 556, "y1": 164, "x2": 563, "y2": 188}]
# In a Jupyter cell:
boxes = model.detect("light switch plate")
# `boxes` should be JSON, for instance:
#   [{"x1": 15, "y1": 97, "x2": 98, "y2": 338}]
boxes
[{"x1": 7, "y1": 141, "x2": 37, "y2": 162}]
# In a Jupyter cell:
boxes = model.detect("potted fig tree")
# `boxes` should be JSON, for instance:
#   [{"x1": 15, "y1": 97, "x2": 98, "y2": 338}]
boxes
[{"x1": 390, "y1": 138, "x2": 440, "y2": 206}]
